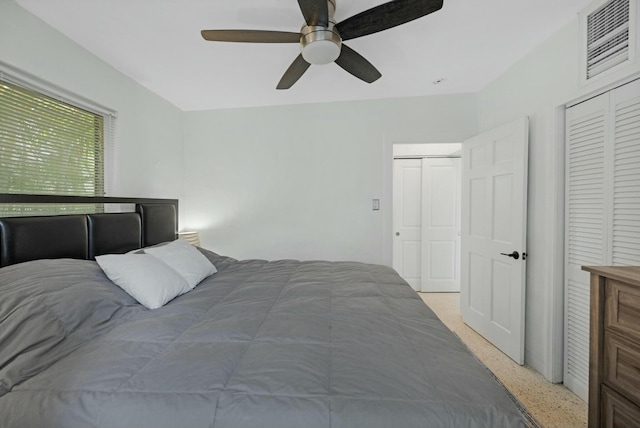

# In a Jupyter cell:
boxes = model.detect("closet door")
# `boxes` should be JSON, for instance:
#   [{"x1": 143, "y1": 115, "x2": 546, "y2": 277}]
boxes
[
  {"x1": 565, "y1": 92, "x2": 609, "y2": 401},
  {"x1": 611, "y1": 81, "x2": 640, "y2": 266},
  {"x1": 393, "y1": 159, "x2": 423, "y2": 291},
  {"x1": 564, "y1": 78, "x2": 640, "y2": 401},
  {"x1": 421, "y1": 158, "x2": 461, "y2": 292}
]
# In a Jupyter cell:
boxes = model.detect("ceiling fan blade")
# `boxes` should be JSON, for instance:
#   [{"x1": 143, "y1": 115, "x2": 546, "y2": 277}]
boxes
[
  {"x1": 337, "y1": 0, "x2": 443, "y2": 41},
  {"x1": 334, "y1": 44, "x2": 382, "y2": 84},
  {"x1": 201, "y1": 30, "x2": 301, "y2": 43},
  {"x1": 297, "y1": 0, "x2": 329, "y2": 27},
  {"x1": 277, "y1": 54, "x2": 311, "y2": 90}
]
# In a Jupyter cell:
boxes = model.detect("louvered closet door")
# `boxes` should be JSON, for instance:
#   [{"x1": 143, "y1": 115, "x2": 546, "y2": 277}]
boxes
[
  {"x1": 565, "y1": 92, "x2": 609, "y2": 402},
  {"x1": 611, "y1": 80, "x2": 640, "y2": 266},
  {"x1": 564, "y1": 78, "x2": 640, "y2": 402}
]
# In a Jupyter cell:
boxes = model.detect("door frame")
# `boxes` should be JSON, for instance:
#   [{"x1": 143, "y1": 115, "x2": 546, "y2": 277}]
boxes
[{"x1": 548, "y1": 104, "x2": 567, "y2": 383}]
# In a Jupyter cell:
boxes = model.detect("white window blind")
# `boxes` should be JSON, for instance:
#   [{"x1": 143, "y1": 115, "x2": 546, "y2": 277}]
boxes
[{"x1": 0, "y1": 66, "x2": 116, "y2": 216}]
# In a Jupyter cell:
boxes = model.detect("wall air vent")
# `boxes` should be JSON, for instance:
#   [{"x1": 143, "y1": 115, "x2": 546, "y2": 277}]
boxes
[{"x1": 581, "y1": 0, "x2": 634, "y2": 82}]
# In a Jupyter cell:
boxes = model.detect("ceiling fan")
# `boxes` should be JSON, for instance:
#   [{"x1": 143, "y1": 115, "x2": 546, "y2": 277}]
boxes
[{"x1": 201, "y1": 0, "x2": 444, "y2": 89}]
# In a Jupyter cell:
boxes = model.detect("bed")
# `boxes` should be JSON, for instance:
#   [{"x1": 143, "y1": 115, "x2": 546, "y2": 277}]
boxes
[{"x1": 0, "y1": 194, "x2": 534, "y2": 427}]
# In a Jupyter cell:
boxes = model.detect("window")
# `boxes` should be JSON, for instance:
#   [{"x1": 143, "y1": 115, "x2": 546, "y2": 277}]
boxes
[{"x1": 0, "y1": 67, "x2": 115, "y2": 216}]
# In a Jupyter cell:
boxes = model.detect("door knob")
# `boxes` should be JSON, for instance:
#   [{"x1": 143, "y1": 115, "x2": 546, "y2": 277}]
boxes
[
  {"x1": 500, "y1": 251, "x2": 520, "y2": 260},
  {"x1": 395, "y1": 232, "x2": 400, "y2": 236}
]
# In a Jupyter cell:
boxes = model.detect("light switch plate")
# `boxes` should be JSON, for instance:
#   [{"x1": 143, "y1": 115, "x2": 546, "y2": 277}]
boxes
[{"x1": 372, "y1": 199, "x2": 380, "y2": 211}]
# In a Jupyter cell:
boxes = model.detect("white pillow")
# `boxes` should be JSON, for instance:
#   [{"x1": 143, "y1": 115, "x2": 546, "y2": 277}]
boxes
[
  {"x1": 144, "y1": 239, "x2": 217, "y2": 289},
  {"x1": 95, "y1": 254, "x2": 190, "y2": 309}
]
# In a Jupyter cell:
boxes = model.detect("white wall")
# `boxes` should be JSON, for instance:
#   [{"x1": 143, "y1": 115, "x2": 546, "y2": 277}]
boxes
[
  {"x1": 0, "y1": 1, "x2": 184, "y2": 204},
  {"x1": 478, "y1": 13, "x2": 640, "y2": 382},
  {"x1": 183, "y1": 95, "x2": 477, "y2": 263}
]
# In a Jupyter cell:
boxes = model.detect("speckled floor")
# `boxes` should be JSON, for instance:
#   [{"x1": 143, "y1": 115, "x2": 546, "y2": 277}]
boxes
[{"x1": 419, "y1": 292, "x2": 588, "y2": 428}]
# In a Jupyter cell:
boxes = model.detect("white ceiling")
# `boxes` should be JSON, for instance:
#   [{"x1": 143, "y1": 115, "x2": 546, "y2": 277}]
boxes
[{"x1": 16, "y1": 0, "x2": 594, "y2": 111}]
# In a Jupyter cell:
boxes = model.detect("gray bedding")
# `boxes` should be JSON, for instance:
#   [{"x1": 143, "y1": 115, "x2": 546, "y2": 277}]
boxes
[{"x1": 0, "y1": 249, "x2": 529, "y2": 427}]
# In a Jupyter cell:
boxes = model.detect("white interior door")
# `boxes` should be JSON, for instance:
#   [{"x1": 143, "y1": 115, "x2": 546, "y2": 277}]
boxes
[
  {"x1": 421, "y1": 158, "x2": 461, "y2": 292},
  {"x1": 461, "y1": 117, "x2": 529, "y2": 365},
  {"x1": 392, "y1": 159, "x2": 422, "y2": 291}
]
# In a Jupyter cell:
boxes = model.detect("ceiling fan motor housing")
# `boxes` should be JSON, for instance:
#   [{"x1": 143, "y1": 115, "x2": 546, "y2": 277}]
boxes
[
  {"x1": 301, "y1": 22, "x2": 342, "y2": 65},
  {"x1": 300, "y1": 1, "x2": 340, "y2": 65}
]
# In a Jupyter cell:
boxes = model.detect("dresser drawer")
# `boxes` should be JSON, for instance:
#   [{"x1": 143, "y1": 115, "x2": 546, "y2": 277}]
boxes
[
  {"x1": 601, "y1": 385, "x2": 640, "y2": 428},
  {"x1": 606, "y1": 279, "x2": 640, "y2": 343},
  {"x1": 585, "y1": 266, "x2": 640, "y2": 428},
  {"x1": 604, "y1": 331, "x2": 640, "y2": 407}
]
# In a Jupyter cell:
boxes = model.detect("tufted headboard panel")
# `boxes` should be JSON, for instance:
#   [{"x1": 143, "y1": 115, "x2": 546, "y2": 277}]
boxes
[
  {"x1": 87, "y1": 213, "x2": 142, "y2": 260},
  {"x1": 0, "y1": 195, "x2": 178, "y2": 268},
  {"x1": 0, "y1": 215, "x2": 89, "y2": 267}
]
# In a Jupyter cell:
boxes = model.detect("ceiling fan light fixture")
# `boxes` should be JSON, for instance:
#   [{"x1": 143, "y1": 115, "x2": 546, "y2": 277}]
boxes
[
  {"x1": 302, "y1": 39, "x2": 341, "y2": 64},
  {"x1": 301, "y1": 24, "x2": 342, "y2": 65}
]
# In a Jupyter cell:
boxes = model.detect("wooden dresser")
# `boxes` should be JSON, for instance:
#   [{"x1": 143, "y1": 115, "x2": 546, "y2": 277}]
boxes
[{"x1": 583, "y1": 266, "x2": 640, "y2": 428}]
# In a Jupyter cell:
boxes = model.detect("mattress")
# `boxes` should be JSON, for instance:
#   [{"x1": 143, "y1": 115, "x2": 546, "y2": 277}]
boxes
[{"x1": 0, "y1": 248, "x2": 530, "y2": 427}]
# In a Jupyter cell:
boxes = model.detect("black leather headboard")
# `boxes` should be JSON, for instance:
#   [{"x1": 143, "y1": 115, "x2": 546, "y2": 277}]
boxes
[
  {"x1": 0, "y1": 195, "x2": 178, "y2": 268},
  {"x1": 87, "y1": 213, "x2": 142, "y2": 260},
  {"x1": 136, "y1": 204, "x2": 178, "y2": 246},
  {"x1": 0, "y1": 215, "x2": 89, "y2": 267}
]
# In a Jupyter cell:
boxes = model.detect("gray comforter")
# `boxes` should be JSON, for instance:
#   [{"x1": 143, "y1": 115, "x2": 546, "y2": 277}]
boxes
[{"x1": 0, "y1": 249, "x2": 529, "y2": 427}]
